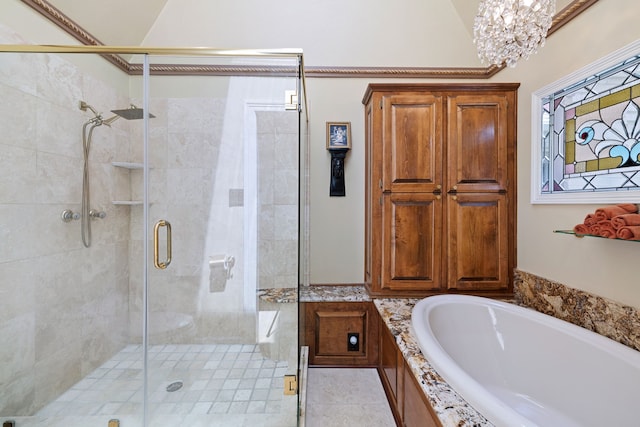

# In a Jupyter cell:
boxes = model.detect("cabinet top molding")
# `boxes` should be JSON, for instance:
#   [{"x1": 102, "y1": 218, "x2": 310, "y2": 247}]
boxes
[{"x1": 362, "y1": 83, "x2": 521, "y2": 104}]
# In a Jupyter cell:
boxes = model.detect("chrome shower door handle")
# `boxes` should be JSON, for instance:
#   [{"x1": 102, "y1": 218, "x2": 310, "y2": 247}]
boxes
[{"x1": 153, "y1": 219, "x2": 172, "y2": 269}]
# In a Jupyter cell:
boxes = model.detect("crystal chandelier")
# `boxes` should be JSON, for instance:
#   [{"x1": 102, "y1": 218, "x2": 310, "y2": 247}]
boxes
[{"x1": 473, "y1": 0, "x2": 556, "y2": 68}]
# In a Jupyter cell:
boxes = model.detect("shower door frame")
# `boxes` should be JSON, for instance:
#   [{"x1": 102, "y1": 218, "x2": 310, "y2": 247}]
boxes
[{"x1": 0, "y1": 44, "x2": 308, "y2": 427}]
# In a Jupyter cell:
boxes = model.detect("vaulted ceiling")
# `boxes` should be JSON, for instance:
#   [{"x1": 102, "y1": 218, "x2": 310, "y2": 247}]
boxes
[{"x1": 44, "y1": 0, "x2": 575, "y2": 48}]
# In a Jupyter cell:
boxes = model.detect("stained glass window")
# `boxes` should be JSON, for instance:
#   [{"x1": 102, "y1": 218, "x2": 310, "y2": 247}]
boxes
[{"x1": 533, "y1": 41, "x2": 640, "y2": 203}]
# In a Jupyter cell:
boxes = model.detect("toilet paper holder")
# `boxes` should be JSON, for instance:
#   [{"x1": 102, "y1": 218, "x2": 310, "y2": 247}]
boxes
[
  {"x1": 210, "y1": 255, "x2": 235, "y2": 279},
  {"x1": 223, "y1": 255, "x2": 235, "y2": 279},
  {"x1": 208, "y1": 255, "x2": 235, "y2": 293}
]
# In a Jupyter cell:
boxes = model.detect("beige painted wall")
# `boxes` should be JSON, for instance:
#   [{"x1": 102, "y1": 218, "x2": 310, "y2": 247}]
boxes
[
  {"x1": 4, "y1": 0, "x2": 640, "y2": 309},
  {"x1": 498, "y1": 0, "x2": 640, "y2": 309}
]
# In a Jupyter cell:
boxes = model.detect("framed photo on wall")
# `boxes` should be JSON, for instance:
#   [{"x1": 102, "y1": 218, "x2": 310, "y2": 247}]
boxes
[{"x1": 326, "y1": 122, "x2": 351, "y2": 150}]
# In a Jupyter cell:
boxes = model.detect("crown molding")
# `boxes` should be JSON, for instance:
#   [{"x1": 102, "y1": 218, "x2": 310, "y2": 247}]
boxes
[
  {"x1": 548, "y1": 0, "x2": 599, "y2": 37},
  {"x1": 18, "y1": 0, "x2": 597, "y2": 78}
]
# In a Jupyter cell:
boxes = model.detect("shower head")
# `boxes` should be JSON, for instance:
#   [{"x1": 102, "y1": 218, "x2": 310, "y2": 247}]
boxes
[
  {"x1": 80, "y1": 101, "x2": 155, "y2": 127},
  {"x1": 110, "y1": 104, "x2": 156, "y2": 120}
]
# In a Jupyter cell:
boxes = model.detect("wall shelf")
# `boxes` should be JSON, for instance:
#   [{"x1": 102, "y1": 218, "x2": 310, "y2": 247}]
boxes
[
  {"x1": 554, "y1": 230, "x2": 639, "y2": 242},
  {"x1": 112, "y1": 161, "x2": 143, "y2": 169},
  {"x1": 112, "y1": 200, "x2": 143, "y2": 206}
]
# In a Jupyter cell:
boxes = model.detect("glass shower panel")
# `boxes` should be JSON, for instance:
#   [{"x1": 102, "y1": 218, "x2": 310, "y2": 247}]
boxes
[
  {"x1": 0, "y1": 49, "x2": 144, "y2": 425},
  {"x1": 137, "y1": 54, "x2": 302, "y2": 426},
  {"x1": 0, "y1": 44, "x2": 304, "y2": 427}
]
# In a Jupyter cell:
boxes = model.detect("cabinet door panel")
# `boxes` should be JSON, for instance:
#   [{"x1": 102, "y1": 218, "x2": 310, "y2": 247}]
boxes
[
  {"x1": 383, "y1": 193, "x2": 443, "y2": 291},
  {"x1": 402, "y1": 363, "x2": 441, "y2": 427},
  {"x1": 304, "y1": 302, "x2": 379, "y2": 366},
  {"x1": 383, "y1": 94, "x2": 443, "y2": 193},
  {"x1": 447, "y1": 94, "x2": 509, "y2": 192},
  {"x1": 447, "y1": 193, "x2": 509, "y2": 290},
  {"x1": 379, "y1": 324, "x2": 399, "y2": 406}
]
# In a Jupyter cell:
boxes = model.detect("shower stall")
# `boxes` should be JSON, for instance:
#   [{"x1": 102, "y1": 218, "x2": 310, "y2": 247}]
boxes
[{"x1": 0, "y1": 35, "x2": 308, "y2": 427}]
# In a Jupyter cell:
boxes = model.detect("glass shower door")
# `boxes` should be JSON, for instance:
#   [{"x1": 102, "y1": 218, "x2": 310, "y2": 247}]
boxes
[{"x1": 141, "y1": 54, "x2": 302, "y2": 427}]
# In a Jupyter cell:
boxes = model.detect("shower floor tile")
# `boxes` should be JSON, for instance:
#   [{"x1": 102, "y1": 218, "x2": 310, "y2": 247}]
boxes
[{"x1": 35, "y1": 344, "x2": 289, "y2": 419}]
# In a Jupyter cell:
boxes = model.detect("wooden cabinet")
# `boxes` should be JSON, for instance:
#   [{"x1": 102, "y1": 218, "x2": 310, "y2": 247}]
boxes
[
  {"x1": 379, "y1": 317, "x2": 442, "y2": 427},
  {"x1": 302, "y1": 301, "x2": 379, "y2": 366},
  {"x1": 363, "y1": 84, "x2": 518, "y2": 297},
  {"x1": 379, "y1": 322, "x2": 402, "y2": 423},
  {"x1": 403, "y1": 364, "x2": 441, "y2": 427}
]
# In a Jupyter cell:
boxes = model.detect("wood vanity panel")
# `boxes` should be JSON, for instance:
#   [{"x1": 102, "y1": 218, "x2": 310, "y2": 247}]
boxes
[
  {"x1": 403, "y1": 363, "x2": 441, "y2": 427},
  {"x1": 378, "y1": 315, "x2": 443, "y2": 427},
  {"x1": 303, "y1": 302, "x2": 379, "y2": 366},
  {"x1": 379, "y1": 322, "x2": 402, "y2": 425}
]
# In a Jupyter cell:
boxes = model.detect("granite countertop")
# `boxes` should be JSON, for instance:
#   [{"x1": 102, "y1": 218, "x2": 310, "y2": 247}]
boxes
[
  {"x1": 257, "y1": 287, "x2": 298, "y2": 303},
  {"x1": 258, "y1": 285, "x2": 371, "y2": 304},
  {"x1": 299, "y1": 285, "x2": 371, "y2": 302},
  {"x1": 374, "y1": 299, "x2": 492, "y2": 427}
]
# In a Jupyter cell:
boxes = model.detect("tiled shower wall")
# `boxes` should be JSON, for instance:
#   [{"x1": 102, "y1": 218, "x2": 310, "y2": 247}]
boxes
[{"x1": 0, "y1": 25, "x2": 132, "y2": 415}]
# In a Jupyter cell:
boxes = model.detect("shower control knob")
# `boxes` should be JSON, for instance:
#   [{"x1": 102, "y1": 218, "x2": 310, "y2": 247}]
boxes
[
  {"x1": 61, "y1": 209, "x2": 80, "y2": 222},
  {"x1": 89, "y1": 209, "x2": 107, "y2": 219}
]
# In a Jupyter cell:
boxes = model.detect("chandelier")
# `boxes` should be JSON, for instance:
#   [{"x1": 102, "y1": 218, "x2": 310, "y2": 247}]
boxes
[{"x1": 473, "y1": 0, "x2": 556, "y2": 68}]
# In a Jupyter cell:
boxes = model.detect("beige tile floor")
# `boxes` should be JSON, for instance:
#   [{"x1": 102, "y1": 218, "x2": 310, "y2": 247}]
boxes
[{"x1": 305, "y1": 368, "x2": 396, "y2": 427}]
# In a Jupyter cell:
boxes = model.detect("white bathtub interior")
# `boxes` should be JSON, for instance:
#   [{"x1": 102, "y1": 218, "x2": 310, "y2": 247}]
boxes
[{"x1": 412, "y1": 295, "x2": 640, "y2": 427}]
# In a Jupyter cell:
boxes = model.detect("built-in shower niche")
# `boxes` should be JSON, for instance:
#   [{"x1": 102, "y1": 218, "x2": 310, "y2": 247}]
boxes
[{"x1": 111, "y1": 161, "x2": 143, "y2": 205}]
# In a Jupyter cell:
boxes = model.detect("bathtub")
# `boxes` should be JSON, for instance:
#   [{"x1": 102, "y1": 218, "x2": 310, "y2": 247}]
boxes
[{"x1": 411, "y1": 295, "x2": 640, "y2": 427}]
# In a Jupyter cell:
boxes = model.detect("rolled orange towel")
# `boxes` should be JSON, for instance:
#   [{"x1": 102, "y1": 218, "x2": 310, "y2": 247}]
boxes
[
  {"x1": 611, "y1": 213, "x2": 640, "y2": 229},
  {"x1": 616, "y1": 225, "x2": 640, "y2": 240},
  {"x1": 595, "y1": 220, "x2": 617, "y2": 238},
  {"x1": 583, "y1": 213, "x2": 597, "y2": 226},
  {"x1": 594, "y1": 204, "x2": 639, "y2": 221},
  {"x1": 618, "y1": 203, "x2": 639, "y2": 213},
  {"x1": 573, "y1": 223, "x2": 592, "y2": 235}
]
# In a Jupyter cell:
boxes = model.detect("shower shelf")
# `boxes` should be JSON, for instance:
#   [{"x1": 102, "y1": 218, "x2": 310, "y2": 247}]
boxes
[
  {"x1": 112, "y1": 161, "x2": 143, "y2": 169},
  {"x1": 112, "y1": 200, "x2": 143, "y2": 205}
]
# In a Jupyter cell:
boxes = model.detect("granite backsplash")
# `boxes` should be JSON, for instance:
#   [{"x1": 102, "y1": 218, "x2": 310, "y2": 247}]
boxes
[{"x1": 514, "y1": 269, "x2": 640, "y2": 352}]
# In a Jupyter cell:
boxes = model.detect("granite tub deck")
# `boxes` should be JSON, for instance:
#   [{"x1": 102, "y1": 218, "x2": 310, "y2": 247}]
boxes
[
  {"x1": 374, "y1": 299, "x2": 491, "y2": 427},
  {"x1": 299, "y1": 285, "x2": 490, "y2": 426}
]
